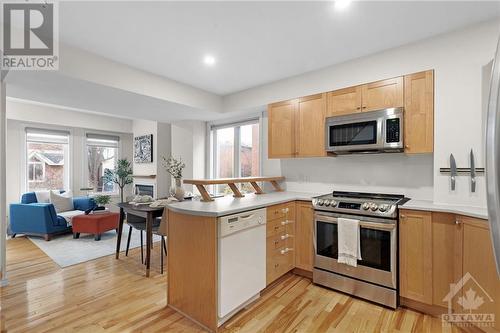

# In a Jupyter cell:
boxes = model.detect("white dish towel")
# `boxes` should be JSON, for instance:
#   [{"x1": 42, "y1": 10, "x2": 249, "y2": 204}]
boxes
[{"x1": 337, "y1": 217, "x2": 362, "y2": 267}]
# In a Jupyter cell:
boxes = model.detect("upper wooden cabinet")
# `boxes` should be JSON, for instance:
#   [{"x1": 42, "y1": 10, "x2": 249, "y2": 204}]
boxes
[
  {"x1": 268, "y1": 100, "x2": 297, "y2": 158},
  {"x1": 404, "y1": 70, "x2": 434, "y2": 154},
  {"x1": 268, "y1": 94, "x2": 326, "y2": 159},
  {"x1": 296, "y1": 94, "x2": 327, "y2": 158},
  {"x1": 268, "y1": 70, "x2": 434, "y2": 158},
  {"x1": 294, "y1": 201, "x2": 314, "y2": 272},
  {"x1": 326, "y1": 86, "x2": 362, "y2": 116},
  {"x1": 361, "y1": 77, "x2": 404, "y2": 112},
  {"x1": 399, "y1": 209, "x2": 433, "y2": 304}
]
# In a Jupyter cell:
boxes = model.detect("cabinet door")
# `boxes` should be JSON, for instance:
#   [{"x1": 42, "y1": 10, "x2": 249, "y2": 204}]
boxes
[
  {"x1": 268, "y1": 100, "x2": 297, "y2": 158},
  {"x1": 326, "y1": 86, "x2": 362, "y2": 117},
  {"x1": 462, "y1": 217, "x2": 500, "y2": 330},
  {"x1": 399, "y1": 209, "x2": 433, "y2": 304},
  {"x1": 432, "y1": 213, "x2": 463, "y2": 309},
  {"x1": 404, "y1": 70, "x2": 434, "y2": 154},
  {"x1": 295, "y1": 201, "x2": 314, "y2": 272},
  {"x1": 361, "y1": 77, "x2": 403, "y2": 112},
  {"x1": 296, "y1": 93, "x2": 327, "y2": 157}
]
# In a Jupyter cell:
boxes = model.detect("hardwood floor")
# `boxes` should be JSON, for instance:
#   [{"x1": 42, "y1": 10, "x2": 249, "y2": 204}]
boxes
[{"x1": 1, "y1": 237, "x2": 464, "y2": 333}]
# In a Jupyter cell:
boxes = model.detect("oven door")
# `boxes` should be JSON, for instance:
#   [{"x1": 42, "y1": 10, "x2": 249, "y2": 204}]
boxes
[
  {"x1": 314, "y1": 212, "x2": 397, "y2": 289},
  {"x1": 326, "y1": 116, "x2": 383, "y2": 152}
]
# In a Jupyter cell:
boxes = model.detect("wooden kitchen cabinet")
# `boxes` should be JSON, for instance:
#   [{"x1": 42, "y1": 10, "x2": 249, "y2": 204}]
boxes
[
  {"x1": 361, "y1": 77, "x2": 404, "y2": 112},
  {"x1": 268, "y1": 94, "x2": 326, "y2": 159},
  {"x1": 266, "y1": 202, "x2": 296, "y2": 285},
  {"x1": 326, "y1": 86, "x2": 362, "y2": 116},
  {"x1": 404, "y1": 70, "x2": 434, "y2": 154},
  {"x1": 399, "y1": 209, "x2": 433, "y2": 304},
  {"x1": 431, "y1": 212, "x2": 463, "y2": 309},
  {"x1": 268, "y1": 99, "x2": 297, "y2": 158},
  {"x1": 296, "y1": 94, "x2": 327, "y2": 157},
  {"x1": 294, "y1": 201, "x2": 314, "y2": 272},
  {"x1": 461, "y1": 216, "x2": 500, "y2": 330}
]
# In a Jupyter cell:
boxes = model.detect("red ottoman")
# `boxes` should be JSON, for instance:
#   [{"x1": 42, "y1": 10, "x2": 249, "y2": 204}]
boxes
[{"x1": 72, "y1": 212, "x2": 119, "y2": 241}]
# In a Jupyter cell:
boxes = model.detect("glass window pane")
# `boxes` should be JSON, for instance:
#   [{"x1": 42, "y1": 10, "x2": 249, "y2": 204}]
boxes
[
  {"x1": 87, "y1": 145, "x2": 118, "y2": 193},
  {"x1": 215, "y1": 127, "x2": 234, "y2": 195},
  {"x1": 239, "y1": 123, "x2": 260, "y2": 193},
  {"x1": 27, "y1": 139, "x2": 68, "y2": 192}
]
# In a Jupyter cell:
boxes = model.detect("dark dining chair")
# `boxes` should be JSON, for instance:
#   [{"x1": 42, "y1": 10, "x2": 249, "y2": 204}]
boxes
[{"x1": 152, "y1": 208, "x2": 168, "y2": 274}]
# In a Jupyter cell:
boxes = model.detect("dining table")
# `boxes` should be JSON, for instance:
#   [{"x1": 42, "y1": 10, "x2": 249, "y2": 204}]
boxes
[{"x1": 115, "y1": 202, "x2": 165, "y2": 277}]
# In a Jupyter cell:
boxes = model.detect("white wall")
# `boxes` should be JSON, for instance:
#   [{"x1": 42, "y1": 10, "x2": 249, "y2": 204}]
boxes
[
  {"x1": 132, "y1": 119, "x2": 172, "y2": 198},
  {"x1": 1, "y1": 82, "x2": 6, "y2": 285},
  {"x1": 223, "y1": 20, "x2": 500, "y2": 208},
  {"x1": 6, "y1": 101, "x2": 134, "y2": 211},
  {"x1": 171, "y1": 120, "x2": 206, "y2": 193}
]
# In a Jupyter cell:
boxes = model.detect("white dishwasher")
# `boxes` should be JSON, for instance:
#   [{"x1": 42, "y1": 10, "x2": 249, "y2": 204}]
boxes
[{"x1": 218, "y1": 208, "x2": 266, "y2": 323}]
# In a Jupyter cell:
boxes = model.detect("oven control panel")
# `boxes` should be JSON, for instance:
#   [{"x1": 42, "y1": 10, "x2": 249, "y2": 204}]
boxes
[{"x1": 312, "y1": 197, "x2": 398, "y2": 218}]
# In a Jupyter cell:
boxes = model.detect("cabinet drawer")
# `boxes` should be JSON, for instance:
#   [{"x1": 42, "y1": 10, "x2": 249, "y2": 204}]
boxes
[
  {"x1": 267, "y1": 218, "x2": 295, "y2": 237},
  {"x1": 267, "y1": 202, "x2": 295, "y2": 221},
  {"x1": 266, "y1": 247, "x2": 294, "y2": 284},
  {"x1": 267, "y1": 234, "x2": 294, "y2": 251}
]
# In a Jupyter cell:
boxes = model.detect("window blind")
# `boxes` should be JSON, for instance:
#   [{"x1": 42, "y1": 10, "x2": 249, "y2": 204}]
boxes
[
  {"x1": 26, "y1": 127, "x2": 70, "y2": 144},
  {"x1": 86, "y1": 133, "x2": 120, "y2": 148}
]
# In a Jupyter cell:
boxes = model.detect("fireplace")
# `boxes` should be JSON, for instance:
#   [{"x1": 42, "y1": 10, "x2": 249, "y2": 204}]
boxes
[{"x1": 135, "y1": 184, "x2": 154, "y2": 197}]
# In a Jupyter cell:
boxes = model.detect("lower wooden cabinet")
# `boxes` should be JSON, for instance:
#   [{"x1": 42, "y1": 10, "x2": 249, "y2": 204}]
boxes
[
  {"x1": 400, "y1": 209, "x2": 500, "y2": 331},
  {"x1": 399, "y1": 209, "x2": 433, "y2": 304},
  {"x1": 266, "y1": 202, "x2": 295, "y2": 285},
  {"x1": 294, "y1": 201, "x2": 314, "y2": 272}
]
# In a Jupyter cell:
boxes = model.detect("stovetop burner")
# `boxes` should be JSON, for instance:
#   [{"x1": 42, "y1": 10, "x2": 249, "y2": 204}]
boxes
[{"x1": 313, "y1": 191, "x2": 408, "y2": 219}]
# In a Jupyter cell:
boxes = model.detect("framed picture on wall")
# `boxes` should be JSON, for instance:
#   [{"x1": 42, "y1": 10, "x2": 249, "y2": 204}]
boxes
[{"x1": 134, "y1": 134, "x2": 153, "y2": 163}]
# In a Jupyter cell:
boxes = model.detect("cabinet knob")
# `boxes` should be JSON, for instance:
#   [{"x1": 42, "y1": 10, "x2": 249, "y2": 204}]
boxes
[
  {"x1": 400, "y1": 214, "x2": 406, "y2": 219},
  {"x1": 356, "y1": 107, "x2": 361, "y2": 110},
  {"x1": 405, "y1": 145, "x2": 410, "y2": 149},
  {"x1": 455, "y1": 219, "x2": 461, "y2": 225}
]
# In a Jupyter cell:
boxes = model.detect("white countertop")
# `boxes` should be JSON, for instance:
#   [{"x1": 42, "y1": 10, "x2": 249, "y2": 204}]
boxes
[
  {"x1": 401, "y1": 199, "x2": 488, "y2": 220},
  {"x1": 166, "y1": 191, "x2": 320, "y2": 217}
]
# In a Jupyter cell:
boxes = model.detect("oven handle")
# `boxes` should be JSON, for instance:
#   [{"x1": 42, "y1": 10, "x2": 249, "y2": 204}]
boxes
[{"x1": 315, "y1": 214, "x2": 395, "y2": 232}]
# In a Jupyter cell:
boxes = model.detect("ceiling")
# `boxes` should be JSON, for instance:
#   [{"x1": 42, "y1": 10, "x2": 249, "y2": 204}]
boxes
[{"x1": 58, "y1": 1, "x2": 500, "y2": 95}]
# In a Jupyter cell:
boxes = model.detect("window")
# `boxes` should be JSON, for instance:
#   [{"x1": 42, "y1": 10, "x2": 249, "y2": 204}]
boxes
[
  {"x1": 86, "y1": 133, "x2": 119, "y2": 194},
  {"x1": 210, "y1": 119, "x2": 260, "y2": 195},
  {"x1": 26, "y1": 128, "x2": 70, "y2": 192},
  {"x1": 28, "y1": 161, "x2": 45, "y2": 182}
]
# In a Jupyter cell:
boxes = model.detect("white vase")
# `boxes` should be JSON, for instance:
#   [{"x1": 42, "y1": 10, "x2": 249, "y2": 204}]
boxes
[{"x1": 173, "y1": 178, "x2": 185, "y2": 201}]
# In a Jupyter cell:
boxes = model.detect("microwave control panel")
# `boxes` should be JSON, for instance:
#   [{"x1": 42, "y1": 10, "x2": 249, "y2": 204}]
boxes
[{"x1": 386, "y1": 118, "x2": 400, "y2": 143}]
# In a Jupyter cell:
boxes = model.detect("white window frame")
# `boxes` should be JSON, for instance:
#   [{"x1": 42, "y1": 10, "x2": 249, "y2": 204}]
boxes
[
  {"x1": 27, "y1": 161, "x2": 45, "y2": 182},
  {"x1": 208, "y1": 116, "x2": 263, "y2": 194},
  {"x1": 84, "y1": 132, "x2": 121, "y2": 195},
  {"x1": 23, "y1": 126, "x2": 72, "y2": 193}
]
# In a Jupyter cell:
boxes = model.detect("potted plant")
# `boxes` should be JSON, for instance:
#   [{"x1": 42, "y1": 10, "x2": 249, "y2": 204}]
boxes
[
  {"x1": 93, "y1": 194, "x2": 111, "y2": 208},
  {"x1": 103, "y1": 158, "x2": 133, "y2": 203},
  {"x1": 162, "y1": 155, "x2": 186, "y2": 201}
]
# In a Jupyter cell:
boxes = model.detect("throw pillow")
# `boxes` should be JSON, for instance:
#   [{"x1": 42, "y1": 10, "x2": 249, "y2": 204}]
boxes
[
  {"x1": 34, "y1": 190, "x2": 50, "y2": 203},
  {"x1": 49, "y1": 190, "x2": 74, "y2": 213}
]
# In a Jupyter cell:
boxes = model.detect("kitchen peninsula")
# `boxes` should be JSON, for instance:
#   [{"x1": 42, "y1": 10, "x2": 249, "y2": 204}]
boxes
[{"x1": 165, "y1": 176, "x2": 319, "y2": 332}]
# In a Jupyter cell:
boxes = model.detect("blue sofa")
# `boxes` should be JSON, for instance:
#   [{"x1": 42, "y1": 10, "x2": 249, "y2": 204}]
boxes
[{"x1": 9, "y1": 191, "x2": 96, "y2": 241}]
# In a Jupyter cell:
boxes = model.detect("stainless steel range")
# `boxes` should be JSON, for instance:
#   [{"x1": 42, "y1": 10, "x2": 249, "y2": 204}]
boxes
[{"x1": 312, "y1": 191, "x2": 407, "y2": 308}]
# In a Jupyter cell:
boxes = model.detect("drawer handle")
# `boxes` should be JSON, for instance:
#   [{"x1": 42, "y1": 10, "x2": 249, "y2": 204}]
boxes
[
  {"x1": 274, "y1": 263, "x2": 279, "y2": 268},
  {"x1": 281, "y1": 220, "x2": 294, "y2": 226},
  {"x1": 280, "y1": 234, "x2": 292, "y2": 240},
  {"x1": 274, "y1": 240, "x2": 279, "y2": 245},
  {"x1": 274, "y1": 226, "x2": 280, "y2": 230},
  {"x1": 281, "y1": 208, "x2": 289, "y2": 213},
  {"x1": 280, "y1": 247, "x2": 294, "y2": 255}
]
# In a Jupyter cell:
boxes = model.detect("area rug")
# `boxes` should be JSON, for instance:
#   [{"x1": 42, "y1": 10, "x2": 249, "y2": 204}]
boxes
[{"x1": 29, "y1": 227, "x2": 162, "y2": 268}]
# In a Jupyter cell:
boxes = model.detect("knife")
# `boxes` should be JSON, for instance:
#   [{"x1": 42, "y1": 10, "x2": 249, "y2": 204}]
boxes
[
  {"x1": 470, "y1": 149, "x2": 476, "y2": 193},
  {"x1": 450, "y1": 153, "x2": 457, "y2": 191}
]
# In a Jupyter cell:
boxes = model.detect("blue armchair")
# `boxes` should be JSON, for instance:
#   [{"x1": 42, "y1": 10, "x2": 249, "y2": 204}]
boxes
[{"x1": 9, "y1": 191, "x2": 96, "y2": 241}]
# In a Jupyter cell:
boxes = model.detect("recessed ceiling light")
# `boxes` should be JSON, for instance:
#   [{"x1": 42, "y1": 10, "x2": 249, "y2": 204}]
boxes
[
  {"x1": 203, "y1": 55, "x2": 216, "y2": 66},
  {"x1": 334, "y1": 0, "x2": 351, "y2": 10}
]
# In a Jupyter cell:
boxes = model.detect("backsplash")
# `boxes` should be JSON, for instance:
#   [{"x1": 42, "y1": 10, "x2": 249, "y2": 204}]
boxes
[{"x1": 279, "y1": 154, "x2": 434, "y2": 200}]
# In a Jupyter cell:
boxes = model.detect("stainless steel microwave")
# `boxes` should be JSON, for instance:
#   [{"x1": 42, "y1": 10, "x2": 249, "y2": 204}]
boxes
[{"x1": 325, "y1": 107, "x2": 404, "y2": 154}]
